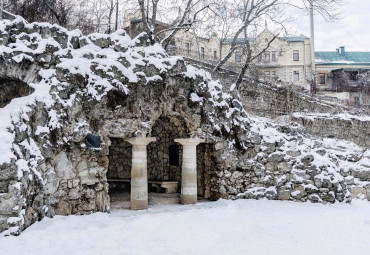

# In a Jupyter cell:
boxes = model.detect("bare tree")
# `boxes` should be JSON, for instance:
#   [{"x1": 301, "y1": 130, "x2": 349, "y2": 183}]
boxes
[
  {"x1": 129, "y1": 0, "x2": 214, "y2": 47},
  {"x1": 211, "y1": 0, "x2": 343, "y2": 88},
  {"x1": 90, "y1": 0, "x2": 108, "y2": 32},
  {"x1": 291, "y1": 0, "x2": 343, "y2": 21},
  {"x1": 4, "y1": 0, "x2": 78, "y2": 28},
  {"x1": 106, "y1": 0, "x2": 116, "y2": 33},
  {"x1": 5, "y1": 0, "x2": 51, "y2": 23},
  {"x1": 211, "y1": 0, "x2": 284, "y2": 88},
  {"x1": 71, "y1": 0, "x2": 95, "y2": 34}
]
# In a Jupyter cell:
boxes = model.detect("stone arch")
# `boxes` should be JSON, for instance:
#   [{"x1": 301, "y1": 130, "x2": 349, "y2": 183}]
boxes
[
  {"x1": 0, "y1": 61, "x2": 41, "y2": 108},
  {"x1": 147, "y1": 115, "x2": 190, "y2": 182},
  {"x1": 0, "y1": 60, "x2": 41, "y2": 85},
  {"x1": 0, "y1": 77, "x2": 35, "y2": 108}
]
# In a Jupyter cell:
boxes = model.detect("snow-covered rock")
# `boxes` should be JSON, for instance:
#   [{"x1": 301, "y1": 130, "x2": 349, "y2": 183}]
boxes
[{"x1": 0, "y1": 18, "x2": 369, "y2": 237}]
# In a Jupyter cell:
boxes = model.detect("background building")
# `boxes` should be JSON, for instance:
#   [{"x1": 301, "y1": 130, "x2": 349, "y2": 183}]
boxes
[{"x1": 123, "y1": 16, "x2": 370, "y2": 107}]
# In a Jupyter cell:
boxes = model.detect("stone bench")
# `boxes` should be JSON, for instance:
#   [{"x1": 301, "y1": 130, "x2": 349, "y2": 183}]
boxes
[
  {"x1": 148, "y1": 181, "x2": 179, "y2": 193},
  {"x1": 107, "y1": 179, "x2": 179, "y2": 193}
]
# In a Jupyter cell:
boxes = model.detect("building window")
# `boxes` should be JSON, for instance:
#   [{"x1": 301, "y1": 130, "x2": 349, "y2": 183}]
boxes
[
  {"x1": 293, "y1": 71, "x2": 299, "y2": 82},
  {"x1": 319, "y1": 73, "x2": 325, "y2": 84},
  {"x1": 258, "y1": 54, "x2": 262, "y2": 62},
  {"x1": 235, "y1": 51, "x2": 241, "y2": 62},
  {"x1": 200, "y1": 47, "x2": 205, "y2": 59},
  {"x1": 264, "y1": 71, "x2": 270, "y2": 81},
  {"x1": 264, "y1": 51, "x2": 270, "y2": 62},
  {"x1": 213, "y1": 50, "x2": 217, "y2": 59},
  {"x1": 185, "y1": 43, "x2": 190, "y2": 55},
  {"x1": 272, "y1": 51, "x2": 276, "y2": 62},
  {"x1": 293, "y1": 50, "x2": 299, "y2": 61},
  {"x1": 271, "y1": 71, "x2": 276, "y2": 80}
]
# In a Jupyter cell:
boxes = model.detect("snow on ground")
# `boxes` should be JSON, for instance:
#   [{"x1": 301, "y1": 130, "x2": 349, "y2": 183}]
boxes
[{"x1": 1, "y1": 197, "x2": 370, "y2": 255}]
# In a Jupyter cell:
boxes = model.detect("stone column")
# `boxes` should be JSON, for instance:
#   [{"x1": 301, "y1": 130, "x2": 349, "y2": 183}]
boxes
[
  {"x1": 125, "y1": 137, "x2": 156, "y2": 210},
  {"x1": 174, "y1": 138, "x2": 205, "y2": 205}
]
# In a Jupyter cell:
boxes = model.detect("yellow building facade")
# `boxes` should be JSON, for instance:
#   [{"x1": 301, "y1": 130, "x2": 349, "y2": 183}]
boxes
[
  {"x1": 220, "y1": 28, "x2": 312, "y2": 89},
  {"x1": 124, "y1": 17, "x2": 370, "y2": 95},
  {"x1": 167, "y1": 27, "x2": 313, "y2": 90}
]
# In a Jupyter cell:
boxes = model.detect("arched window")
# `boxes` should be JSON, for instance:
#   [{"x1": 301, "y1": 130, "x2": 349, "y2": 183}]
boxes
[{"x1": 169, "y1": 144, "x2": 179, "y2": 166}]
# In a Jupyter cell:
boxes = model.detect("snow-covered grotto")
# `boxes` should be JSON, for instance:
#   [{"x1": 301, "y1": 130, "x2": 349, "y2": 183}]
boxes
[{"x1": 1, "y1": 18, "x2": 370, "y2": 236}]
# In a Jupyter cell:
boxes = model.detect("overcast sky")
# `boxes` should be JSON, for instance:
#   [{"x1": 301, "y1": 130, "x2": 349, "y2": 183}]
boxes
[{"x1": 292, "y1": 0, "x2": 370, "y2": 52}]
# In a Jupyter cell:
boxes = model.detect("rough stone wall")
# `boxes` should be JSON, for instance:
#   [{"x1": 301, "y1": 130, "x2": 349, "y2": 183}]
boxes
[
  {"x1": 147, "y1": 116, "x2": 188, "y2": 181},
  {"x1": 107, "y1": 138, "x2": 132, "y2": 179},
  {"x1": 210, "y1": 119, "x2": 370, "y2": 204},
  {"x1": 1, "y1": 19, "x2": 247, "y2": 235},
  {"x1": 51, "y1": 147, "x2": 110, "y2": 216},
  {"x1": 237, "y1": 80, "x2": 370, "y2": 148},
  {"x1": 196, "y1": 143, "x2": 215, "y2": 199},
  {"x1": 185, "y1": 58, "x2": 370, "y2": 148},
  {"x1": 238, "y1": 82, "x2": 339, "y2": 116},
  {"x1": 292, "y1": 115, "x2": 370, "y2": 148},
  {"x1": 0, "y1": 18, "x2": 369, "y2": 237}
]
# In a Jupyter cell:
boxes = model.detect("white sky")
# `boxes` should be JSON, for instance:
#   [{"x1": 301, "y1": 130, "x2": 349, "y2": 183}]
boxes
[{"x1": 292, "y1": 0, "x2": 370, "y2": 52}]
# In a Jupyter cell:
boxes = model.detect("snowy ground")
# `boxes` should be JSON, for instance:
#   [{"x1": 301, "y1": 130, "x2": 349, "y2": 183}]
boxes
[{"x1": 1, "y1": 194, "x2": 370, "y2": 255}]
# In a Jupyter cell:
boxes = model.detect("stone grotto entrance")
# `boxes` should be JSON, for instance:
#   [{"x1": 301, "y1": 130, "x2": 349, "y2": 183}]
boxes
[{"x1": 107, "y1": 116, "x2": 214, "y2": 210}]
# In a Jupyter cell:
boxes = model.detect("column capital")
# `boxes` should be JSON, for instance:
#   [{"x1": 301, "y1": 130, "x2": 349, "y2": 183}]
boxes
[
  {"x1": 174, "y1": 138, "x2": 205, "y2": 146},
  {"x1": 124, "y1": 137, "x2": 156, "y2": 146}
]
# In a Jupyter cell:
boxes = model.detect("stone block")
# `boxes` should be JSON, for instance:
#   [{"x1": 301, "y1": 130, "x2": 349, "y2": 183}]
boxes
[
  {"x1": 219, "y1": 186, "x2": 227, "y2": 195},
  {"x1": 79, "y1": 166, "x2": 103, "y2": 185},
  {"x1": 357, "y1": 169, "x2": 370, "y2": 181},
  {"x1": 81, "y1": 200, "x2": 96, "y2": 211},
  {"x1": 76, "y1": 160, "x2": 88, "y2": 173},
  {"x1": 287, "y1": 150, "x2": 301, "y2": 157},
  {"x1": 68, "y1": 187, "x2": 80, "y2": 200},
  {"x1": 366, "y1": 188, "x2": 370, "y2": 201},
  {"x1": 266, "y1": 153, "x2": 284, "y2": 163},
  {"x1": 307, "y1": 194, "x2": 322, "y2": 203},
  {"x1": 72, "y1": 179, "x2": 80, "y2": 188},
  {"x1": 54, "y1": 152, "x2": 76, "y2": 180},
  {"x1": 320, "y1": 191, "x2": 335, "y2": 203},
  {"x1": 351, "y1": 186, "x2": 366, "y2": 198},
  {"x1": 276, "y1": 174, "x2": 288, "y2": 187},
  {"x1": 277, "y1": 189, "x2": 290, "y2": 200},
  {"x1": 301, "y1": 155, "x2": 314, "y2": 164},
  {"x1": 344, "y1": 176, "x2": 354, "y2": 185},
  {"x1": 84, "y1": 188, "x2": 96, "y2": 199},
  {"x1": 55, "y1": 200, "x2": 72, "y2": 215},
  {"x1": 67, "y1": 179, "x2": 73, "y2": 189},
  {"x1": 291, "y1": 185, "x2": 305, "y2": 199},
  {"x1": 277, "y1": 162, "x2": 292, "y2": 173}
]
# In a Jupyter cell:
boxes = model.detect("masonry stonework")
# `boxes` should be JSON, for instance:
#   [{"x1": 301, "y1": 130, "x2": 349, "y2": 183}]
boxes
[{"x1": 0, "y1": 19, "x2": 369, "y2": 236}]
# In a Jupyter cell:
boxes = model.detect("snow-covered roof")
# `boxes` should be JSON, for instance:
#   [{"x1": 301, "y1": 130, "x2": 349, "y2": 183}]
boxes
[{"x1": 316, "y1": 51, "x2": 370, "y2": 65}]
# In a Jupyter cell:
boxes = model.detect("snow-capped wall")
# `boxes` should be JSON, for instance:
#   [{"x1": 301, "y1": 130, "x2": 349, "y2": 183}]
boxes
[
  {"x1": 0, "y1": 18, "x2": 369, "y2": 237},
  {"x1": 0, "y1": 18, "x2": 249, "y2": 236}
]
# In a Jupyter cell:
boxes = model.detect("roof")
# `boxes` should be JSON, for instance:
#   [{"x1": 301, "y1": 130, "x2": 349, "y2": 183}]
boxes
[
  {"x1": 332, "y1": 68, "x2": 370, "y2": 72},
  {"x1": 316, "y1": 52, "x2": 370, "y2": 65},
  {"x1": 278, "y1": 35, "x2": 308, "y2": 42},
  {"x1": 220, "y1": 38, "x2": 249, "y2": 44},
  {"x1": 130, "y1": 18, "x2": 169, "y2": 27},
  {"x1": 220, "y1": 34, "x2": 307, "y2": 44}
]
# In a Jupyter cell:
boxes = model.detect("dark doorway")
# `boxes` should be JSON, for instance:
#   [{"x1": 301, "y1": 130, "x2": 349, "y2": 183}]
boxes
[{"x1": 169, "y1": 144, "x2": 180, "y2": 166}]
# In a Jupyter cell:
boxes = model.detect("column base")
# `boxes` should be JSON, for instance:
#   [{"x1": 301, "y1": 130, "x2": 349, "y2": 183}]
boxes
[
  {"x1": 181, "y1": 194, "x2": 197, "y2": 205},
  {"x1": 130, "y1": 200, "x2": 148, "y2": 210}
]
